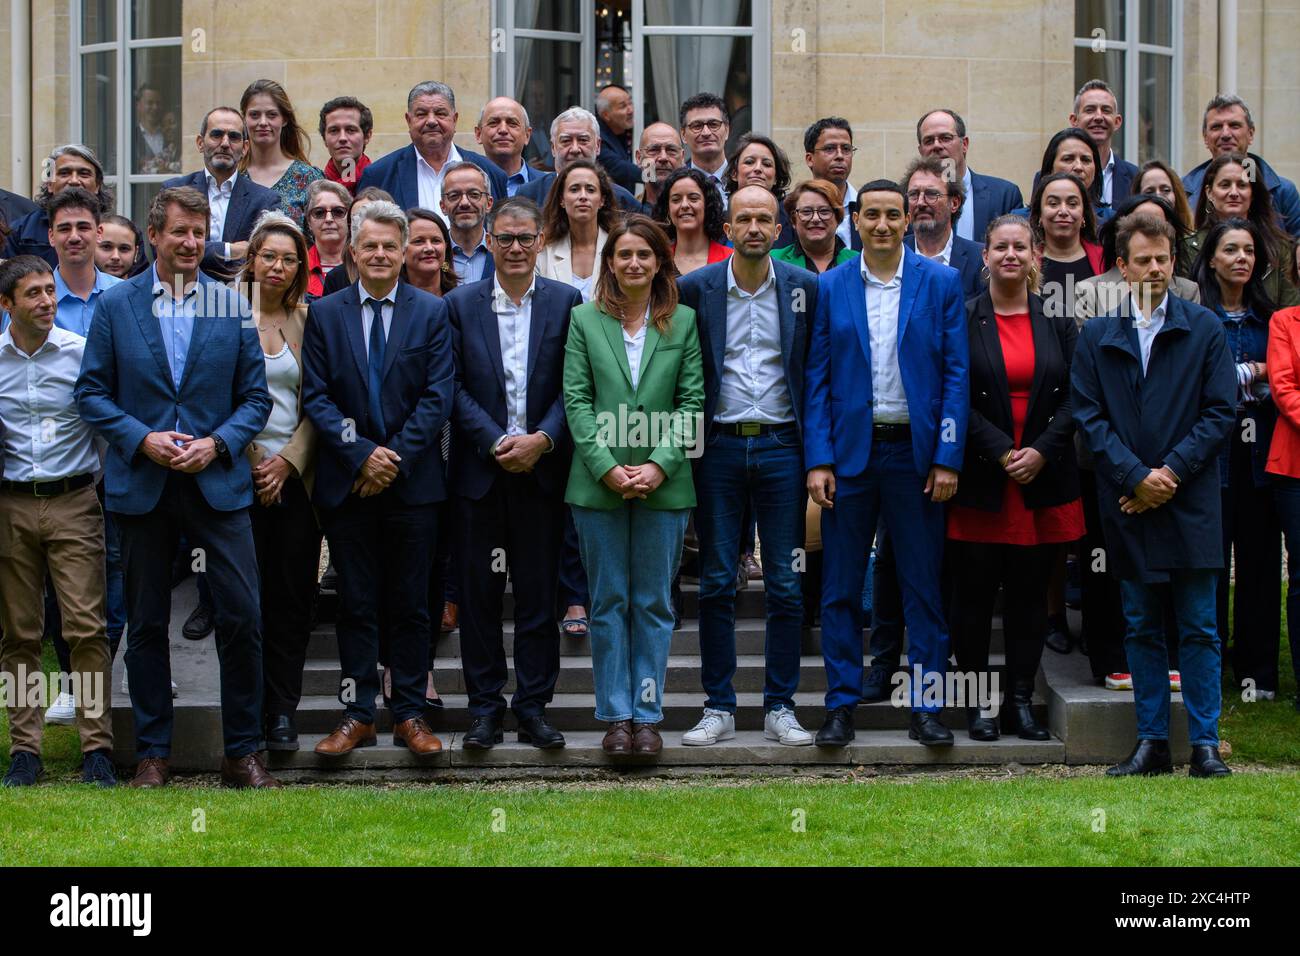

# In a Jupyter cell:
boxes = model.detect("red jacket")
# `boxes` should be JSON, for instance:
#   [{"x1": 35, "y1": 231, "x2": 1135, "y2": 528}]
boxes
[{"x1": 1267, "y1": 306, "x2": 1300, "y2": 478}]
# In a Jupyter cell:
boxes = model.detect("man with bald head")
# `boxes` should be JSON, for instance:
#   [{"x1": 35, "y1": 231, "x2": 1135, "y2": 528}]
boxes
[
  {"x1": 595, "y1": 83, "x2": 641, "y2": 192},
  {"x1": 514, "y1": 106, "x2": 644, "y2": 212},
  {"x1": 916, "y1": 108, "x2": 1022, "y2": 242},
  {"x1": 636, "y1": 122, "x2": 685, "y2": 209},
  {"x1": 676, "y1": 185, "x2": 820, "y2": 748},
  {"x1": 475, "y1": 96, "x2": 541, "y2": 198}
]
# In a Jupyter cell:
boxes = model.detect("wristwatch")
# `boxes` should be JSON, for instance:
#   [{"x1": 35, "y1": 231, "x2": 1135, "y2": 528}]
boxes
[{"x1": 211, "y1": 434, "x2": 230, "y2": 462}]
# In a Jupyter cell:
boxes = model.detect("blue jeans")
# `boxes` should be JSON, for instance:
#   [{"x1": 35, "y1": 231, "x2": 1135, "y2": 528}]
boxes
[
  {"x1": 1272, "y1": 476, "x2": 1300, "y2": 689},
  {"x1": 695, "y1": 427, "x2": 803, "y2": 712},
  {"x1": 572, "y1": 502, "x2": 689, "y2": 724},
  {"x1": 1119, "y1": 569, "x2": 1221, "y2": 745}
]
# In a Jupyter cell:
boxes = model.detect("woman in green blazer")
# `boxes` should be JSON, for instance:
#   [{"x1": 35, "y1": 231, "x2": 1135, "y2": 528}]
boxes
[{"x1": 563, "y1": 215, "x2": 704, "y2": 757}]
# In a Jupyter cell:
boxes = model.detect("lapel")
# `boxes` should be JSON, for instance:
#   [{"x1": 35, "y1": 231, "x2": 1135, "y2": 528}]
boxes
[
  {"x1": 526, "y1": 278, "x2": 548, "y2": 382},
  {"x1": 771, "y1": 262, "x2": 796, "y2": 380},
  {"x1": 706, "y1": 264, "x2": 728, "y2": 384},
  {"x1": 130, "y1": 272, "x2": 173, "y2": 386},
  {"x1": 382, "y1": 281, "x2": 415, "y2": 380},
  {"x1": 223, "y1": 175, "x2": 250, "y2": 243},
  {"x1": 973, "y1": 293, "x2": 1013, "y2": 428},
  {"x1": 178, "y1": 274, "x2": 220, "y2": 392},
  {"x1": 896, "y1": 247, "x2": 921, "y2": 347},
  {"x1": 339, "y1": 283, "x2": 368, "y2": 385},
  {"x1": 552, "y1": 235, "x2": 573, "y2": 284},
  {"x1": 636, "y1": 319, "x2": 662, "y2": 393},
  {"x1": 476, "y1": 280, "x2": 508, "y2": 397},
  {"x1": 400, "y1": 146, "x2": 418, "y2": 211},
  {"x1": 598, "y1": 309, "x2": 634, "y2": 389},
  {"x1": 848, "y1": 266, "x2": 873, "y2": 371}
]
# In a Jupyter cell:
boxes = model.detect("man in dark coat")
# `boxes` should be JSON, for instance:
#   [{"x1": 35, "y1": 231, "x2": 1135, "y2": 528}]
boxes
[{"x1": 1071, "y1": 212, "x2": 1236, "y2": 779}]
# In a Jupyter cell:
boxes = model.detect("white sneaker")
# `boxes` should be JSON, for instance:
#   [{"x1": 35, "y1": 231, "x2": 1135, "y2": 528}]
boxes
[
  {"x1": 45, "y1": 691, "x2": 76, "y2": 725},
  {"x1": 1256, "y1": 688, "x2": 1276, "y2": 701},
  {"x1": 764, "y1": 707, "x2": 814, "y2": 746},
  {"x1": 681, "y1": 708, "x2": 735, "y2": 746}
]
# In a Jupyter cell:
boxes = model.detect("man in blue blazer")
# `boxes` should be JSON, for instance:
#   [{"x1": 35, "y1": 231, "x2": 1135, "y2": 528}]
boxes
[
  {"x1": 357, "y1": 81, "x2": 508, "y2": 209},
  {"x1": 902, "y1": 156, "x2": 987, "y2": 300},
  {"x1": 677, "y1": 187, "x2": 820, "y2": 747},
  {"x1": 163, "y1": 107, "x2": 282, "y2": 281},
  {"x1": 445, "y1": 196, "x2": 582, "y2": 751},
  {"x1": 301, "y1": 200, "x2": 454, "y2": 759},
  {"x1": 804, "y1": 180, "x2": 969, "y2": 748},
  {"x1": 75, "y1": 185, "x2": 274, "y2": 788},
  {"x1": 1069, "y1": 80, "x2": 1140, "y2": 212},
  {"x1": 917, "y1": 110, "x2": 1023, "y2": 244},
  {"x1": 515, "y1": 107, "x2": 645, "y2": 213}
]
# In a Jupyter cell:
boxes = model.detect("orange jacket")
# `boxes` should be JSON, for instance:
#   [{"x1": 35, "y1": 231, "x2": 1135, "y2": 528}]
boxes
[{"x1": 1267, "y1": 306, "x2": 1300, "y2": 478}]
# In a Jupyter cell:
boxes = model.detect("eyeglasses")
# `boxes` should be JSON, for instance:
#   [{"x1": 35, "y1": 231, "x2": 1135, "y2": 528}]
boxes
[
  {"x1": 686, "y1": 119, "x2": 725, "y2": 133},
  {"x1": 257, "y1": 252, "x2": 300, "y2": 269},
  {"x1": 921, "y1": 133, "x2": 959, "y2": 147},
  {"x1": 491, "y1": 232, "x2": 538, "y2": 249},
  {"x1": 309, "y1": 207, "x2": 347, "y2": 220},
  {"x1": 795, "y1": 207, "x2": 835, "y2": 222},
  {"x1": 443, "y1": 189, "x2": 487, "y2": 204},
  {"x1": 906, "y1": 188, "x2": 945, "y2": 204},
  {"x1": 815, "y1": 145, "x2": 857, "y2": 157}
]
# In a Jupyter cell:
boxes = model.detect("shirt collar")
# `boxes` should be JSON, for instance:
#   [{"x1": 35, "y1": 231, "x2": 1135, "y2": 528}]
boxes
[
  {"x1": 415, "y1": 143, "x2": 462, "y2": 175},
  {"x1": 206, "y1": 170, "x2": 237, "y2": 195},
  {"x1": 726, "y1": 257, "x2": 776, "y2": 297},
  {"x1": 0, "y1": 324, "x2": 69, "y2": 356},
  {"x1": 692, "y1": 157, "x2": 727, "y2": 184},
  {"x1": 54, "y1": 268, "x2": 109, "y2": 302},
  {"x1": 492, "y1": 274, "x2": 536, "y2": 309},
  {"x1": 453, "y1": 233, "x2": 489, "y2": 258},
  {"x1": 1130, "y1": 291, "x2": 1169, "y2": 328},
  {"x1": 152, "y1": 263, "x2": 199, "y2": 300},
  {"x1": 358, "y1": 281, "x2": 399, "y2": 306},
  {"x1": 860, "y1": 247, "x2": 906, "y2": 287}
]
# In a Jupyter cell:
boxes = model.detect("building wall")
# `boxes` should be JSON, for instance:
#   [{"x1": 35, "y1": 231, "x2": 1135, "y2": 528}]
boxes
[
  {"x1": 0, "y1": 0, "x2": 12, "y2": 194},
  {"x1": 1235, "y1": 0, "x2": 1300, "y2": 186}
]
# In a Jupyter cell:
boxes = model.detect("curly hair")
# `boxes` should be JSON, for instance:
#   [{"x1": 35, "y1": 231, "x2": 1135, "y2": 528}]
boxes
[{"x1": 650, "y1": 166, "x2": 726, "y2": 245}]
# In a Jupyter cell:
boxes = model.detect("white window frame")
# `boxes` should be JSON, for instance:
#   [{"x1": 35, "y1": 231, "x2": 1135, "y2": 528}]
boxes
[
  {"x1": 71, "y1": 0, "x2": 184, "y2": 216},
  {"x1": 1072, "y1": 0, "x2": 1183, "y2": 166}
]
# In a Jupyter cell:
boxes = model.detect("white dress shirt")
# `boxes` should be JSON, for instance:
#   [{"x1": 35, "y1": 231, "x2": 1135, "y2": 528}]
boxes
[
  {"x1": 955, "y1": 167, "x2": 975, "y2": 242},
  {"x1": 861, "y1": 250, "x2": 909, "y2": 423},
  {"x1": 416, "y1": 143, "x2": 463, "y2": 221},
  {"x1": 1130, "y1": 292, "x2": 1168, "y2": 375},
  {"x1": 207, "y1": 170, "x2": 238, "y2": 243},
  {"x1": 358, "y1": 282, "x2": 397, "y2": 358},
  {"x1": 917, "y1": 229, "x2": 954, "y2": 267},
  {"x1": 493, "y1": 275, "x2": 535, "y2": 443},
  {"x1": 717, "y1": 259, "x2": 793, "y2": 424},
  {"x1": 1100, "y1": 150, "x2": 1116, "y2": 206},
  {"x1": 836, "y1": 181, "x2": 857, "y2": 247},
  {"x1": 624, "y1": 320, "x2": 648, "y2": 391},
  {"x1": 0, "y1": 325, "x2": 101, "y2": 481},
  {"x1": 690, "y1": 158, "x2": 729, "y2": 210}
]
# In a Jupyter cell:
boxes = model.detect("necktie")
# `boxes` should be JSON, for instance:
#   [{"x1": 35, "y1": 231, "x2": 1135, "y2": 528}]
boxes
[{"x1": 367, "y1": 299, "x2": 387, "y2": 437}]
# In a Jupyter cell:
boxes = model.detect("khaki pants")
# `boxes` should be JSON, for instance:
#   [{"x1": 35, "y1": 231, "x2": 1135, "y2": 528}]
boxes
[{"x1": 0, "y1": 483, "x2": 112, "y2": 755}]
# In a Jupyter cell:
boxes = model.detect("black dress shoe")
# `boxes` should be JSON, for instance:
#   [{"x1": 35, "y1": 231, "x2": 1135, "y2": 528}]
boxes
[
  {"x1": 1106, "y1": 739, "x2": 1173, "y2": 776},
  {"x1": 909, "y1": 712, "x2": 954, "y2": 746},
  {"x1": 264, "y1": 714, "x2": 299, "y2": 752},
  {"x1": 815, "y1": 706, "x2": 855, "y2": 747},
  {"x1": 517, "y1": 714, "x2": 566, "y2": 749},
  {"x1": 182, "y1": 601, "x2": 215, "y2": 640},
  {"x1": 81, "y1": 749, "x2": 117, "y2": 788},
  {"x1": 462, "y1": 714, "x2": 504, "y2": 750},
  {"x1": 2, "y1": 750, "x2": 44, "y2": 787},
  {"x1": 1002, "y1": 681, "x2": 1050, "y2": 740},
  {"x1": 965, "y1": 708, "x2": 999, "y2": 741},
  {"x1": 1044, "y1": 614, "x2": 1072, "y2": 654},
  {"x1": 861, "y1": 663, "x2": 893, "y2": 703},
  {"x1": 1188, "y1": 744, "x2": 1231, "y2": 777}
]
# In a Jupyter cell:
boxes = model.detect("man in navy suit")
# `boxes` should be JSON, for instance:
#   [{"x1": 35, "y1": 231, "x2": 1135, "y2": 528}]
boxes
[
  {"x1": 902, "y1": 156, "x2": 986, "y2": 299},
  {"x1": 0, "y1": 188, "x2": 36, "y2": 234},
  {"x1": 357, "y1": 81, "x2": 508, "y2": 210},
  {"x1": 3, "y1": 145, "x2": 112, "y2": 267},
  {"x1": 1070, "y1": 80, "x2": 1139, "y2": 213},
  {"x1": 515, "y1": 107, "x2": 644, "y2": 213},
  {"x1": 445, "y1": 196, "x2": 581, "y2": 750},
  {"x1": 302, "y1": 201, "x2": 454, "y2": 759},
  {"x1": 163, "y1": 107, "x2": 283, "y2": 282},
  {"x1": 75, "y1": 186, "x2": 275, "y2": 788},
  {"x1": 917, "y1": 110, "x2": 1023, "y2": 244},
  {"x1": 595, "y1": 84, "x2": 641, "y2": 193},
  {"x1": 804, "y1": 180, "x2": 969, "y2": 748},
  {"x1": 677, "y1": 186, "x2": 820, "y2": 748}
]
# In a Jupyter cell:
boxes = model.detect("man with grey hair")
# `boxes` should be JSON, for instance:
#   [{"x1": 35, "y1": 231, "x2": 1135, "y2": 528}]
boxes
[
  {"x1": 1067, "y1": 79, "x2": 1139, "y2": 209},
  {"x1": 515, "y1": 106, "x2": 644, "y2": 212},
  {"x1": 302, "y1": 198, "x2": 454, "y2": 760},
  {"x1": 474, "y1": 96, "x2": 542, "y2": 197},
  {"x1": 439, "y1": 160, "x2": 495, "y2": 283},
  {"x1": 1182, "y1": 93, "x2": 1300, "y2": 238},
  {"x1": 3, "y1": 145, "x2": 113, "y2": 266},
  {"x1": 594, "y1": 83, "x2": 641, "y2": 192},
  {"x1": 901, "y1": 155, "x2": 986, "y2": 299},
  {"x1": 358, "y1": 80, "x2": 508, "y2": 211}
]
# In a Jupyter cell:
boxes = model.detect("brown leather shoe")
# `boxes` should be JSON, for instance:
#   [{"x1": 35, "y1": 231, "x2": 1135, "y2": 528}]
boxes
[
  {"x1": 130, "y1": 757, "x2": 170, "y2": 788},
  {"x1": 221, "y1": 752, "x2": 283, "y2": 789},
  {"x1": 632, "y1": 723, "x2": 663, "y2": 755},
  {"x1": 394, "y1": 716, "x2": 443, "y2": 754},
  {"x1": 744, "y1": 553, "x2": 763, "y2": 580},
  {"x1": 441, "y1": 602, "x2": 459, "y2": 632},
  {"x1": 602, "y1": 720, "x2": 633, "y2": 755},
  {"x1": 315, "y1": 716, "x2": 377, "y2": 755}
]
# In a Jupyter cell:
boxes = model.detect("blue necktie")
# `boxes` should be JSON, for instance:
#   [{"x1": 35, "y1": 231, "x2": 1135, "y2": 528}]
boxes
[{"x1": 367, "y1": 299, "x2": 387, "y2": 437}]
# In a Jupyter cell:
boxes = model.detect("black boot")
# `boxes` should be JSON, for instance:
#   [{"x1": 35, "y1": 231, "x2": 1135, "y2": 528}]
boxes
[
  {"x1": 1188, "y1": 744, "x2": 1231, "y2": 777},
  {"x1": 965, "y1": 707, "x2": 999, "y2": 741},
  {"x1": 1106, "y1": 739, "x2": 1173, "y2": 776},
  {"x1": 1002, "y1": 680, "x2": 1049, "y2": 740}
]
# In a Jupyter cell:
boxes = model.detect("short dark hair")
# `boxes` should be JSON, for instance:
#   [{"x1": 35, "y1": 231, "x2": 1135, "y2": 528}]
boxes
[
  {"x1": 319, "y1": 96, "x2": 374, "y2": 138},
  {"x1": 1115, "y1": 211, "x2": 1176, "y2": 263},
  {"x1": 1201, "y1": 94, "x2": 1255, "y2": 133},
  {"x1": 678, "y1": 92, "x2": 728, "y2": 129},
  {"x1": 148, "y1": 185, "x2": 210, "y2": 234},
  {"x1": 1073, "y1": 78, "x2": 1118, "y2": 114},
  {"x1": 46, "y1": 186, "x2": 103, "y2": 226},
  {"x1": 916, "y1": 109, "x2": 967, "y2": 144},
  {"x1": 899, "y1": 155, "x2": 966, "y2": 221},
  {"x1": 487, "y1": 195, "x2": 544, "y2": 234},
  {"x1": 1098, "y1": 192, "x2": 1183, "y2": 269},
  {"x1": 1040, "y1": 128, "x2": 1104, "y2": 203},
  {"x1": 0, "y1": 255, "x2": 54, "y2": 300},
  {"x1": 803, "y1": 117, "x2": 853, "y2": 155},
  {"x1": 856, "y1": 179, "x2": 909, "y2": 215},
  {"x1": 199, "y1": 106, "x2": 245, "y2": 138}
]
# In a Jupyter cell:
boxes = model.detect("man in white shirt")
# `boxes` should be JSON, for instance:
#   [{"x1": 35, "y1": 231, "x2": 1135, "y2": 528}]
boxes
[
  {"x1": 804, "y1": 117, "x2": 857, "y2": 249},
  {"x1": 680, "y1": 92, "x2": 731, "y2": 209},
  {"x1": 0, "y1": 256, "x2": 115, "y2": 788}
]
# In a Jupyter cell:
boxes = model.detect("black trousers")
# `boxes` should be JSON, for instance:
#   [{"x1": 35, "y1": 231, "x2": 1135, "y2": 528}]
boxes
[
  {"x1": 322, "y1": 491, "x2": 437, "y2": 724},
  {"x1": 378, "y1": 498, "x2": 456, "y2": 673},
  {"x1": 251, "y1": 475, "x2": 321, "y2": 718},
  {"x1": 1080, "y1": 468, "x2": 1128, "y2": 680},
  {"x1": 113, "y1": 473, "x2": 262, "y2": 758},
  {"x1": 458, "y1": 472, "x2": 563, "y2": 720}
]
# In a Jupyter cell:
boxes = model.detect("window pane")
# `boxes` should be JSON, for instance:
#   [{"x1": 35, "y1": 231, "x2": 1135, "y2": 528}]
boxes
[
  {"x1": 1074, "y1": 0, "x2": 1124, "y2": 43},
  {"x1": 1074, "y1": 47, "x2": 1124, "y2": 123},
  {"x1": 595, "y1": 0, "x2": 631, "y2": 94},
  {"x1": 515, "y1": 37, "x2": 582, "y2": 169},
  {"x1": 131, "y1": 47, "x2": 183, "y2": 175},
  {"x1": 131, "y1": 0, "x2": 183, "y2": 38},
  {"x1": 645, "y1": 0, "x2": 751, "y2": 27},
  {"x1": 514, "y1": 0, "x2": 581, "y2": 32},
  {"x1": 81, "y1": 51, "x2": 118, "y2": 177},
  {"x1": 1138, "y1": 54, "x2": 1173, "y2": 164},
  {"x1": 130, "y1": 180, "x2": 164, "y2": 232},
  {"x1": 644, "y1": 35, "x2": 752, "y2": 145},
  {"x1": 1139, "y1": 0, "x2": 1172, "y2": 46},
  {"x1": 82, "y1": 0, "x2": 116, "y2": 45}
]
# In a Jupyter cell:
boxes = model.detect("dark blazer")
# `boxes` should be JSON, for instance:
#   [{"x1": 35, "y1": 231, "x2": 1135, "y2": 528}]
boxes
[
  {"x1": 0, "y1": 188, "x2": 37, "y2": 232},
  {"x1": 301, "y1": 280, "x2": 455, "y2": 511},
  {"x1": 956, "y1": 290, "x2": 1080, "y2": 511},
  {"x1": 1071, "y1": 294, "x2": 1236, "y2": 582},
  {"x1": 75, "y1": 268, "x2": 272, "y2": 514},
  {"x1": 1, "y1": 210, "x2": 55, "y2": 265},
  {"x1": 356, "y1": 144, "x2": 509, "y2": 208},
  {"x1": 969, "y1": 170, "x2": 1025, "y2": 241},
  {"x1": 162, "y1": 170, "x2": 283, "y2": 278},
  {"x1": 597, "y1": 117, "x2": 642, "y2": 193},
  {"x1": 446, "y1": 276, "x2": 582, "y2": 500},
  {"x1": 677, "y1": 258, "x2": 818, "y2": 439},
  {"x1": 515, "y1": 171, "x2": 645, "y2": 215},
  {"x1": 904, "y1": 233, "x2": 987, "y2": 299}
]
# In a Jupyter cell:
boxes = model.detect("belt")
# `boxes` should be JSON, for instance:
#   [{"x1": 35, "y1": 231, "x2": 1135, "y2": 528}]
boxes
[
  {"x1": 712, "y1": 421, "x2": 797, "y2": 437},
  {"x1": 872, "y1": 422, "x2": 911, "y2": 442},
  {"x1": 0, "y1": 473, "x2": 95, "y2": 497}
]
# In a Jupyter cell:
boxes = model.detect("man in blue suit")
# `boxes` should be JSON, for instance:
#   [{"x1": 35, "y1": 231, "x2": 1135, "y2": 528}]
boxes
[
  {"x1": 445, "y1": 196, "x2": 581, "y2": 751},
  {"x1": 902, "y1": 156, "x2": 986, "y2": 299},
  {"x1": 302, "y1": 200, "x2": 454, "y2": 759},
  {"x1": 804, "y1": 179, "x2": 969, "y2": 747},
  {"x1": 357, "y1": 81, "x2": 508, "y2": 211},
  {"x1": 75, "y1": 186, "x2": 275, "y2": 788},
  {"x1": 515, "y1": 107, "x2": 645, "y2": 213},
  {"x1": 677, "y1": 186, "x2": 820, "y2": 748},
  {"x1": 917, "y1": 110, "x2": 1023, "y2": 244},
  {"x1": 163, "y1": 107, "x2": 282, "y2": 282},
  {"x1": 3, "y1": 145, "x2": 112, "y2": 267},
  {"x1": 1069, "y1": 80, "x2": 1139, "y2": 213},
  {"x1": 595, "y1": 84, "x2": 642, "y2": 193}
]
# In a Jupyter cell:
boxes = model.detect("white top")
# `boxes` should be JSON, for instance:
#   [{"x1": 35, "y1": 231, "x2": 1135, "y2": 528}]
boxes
[
  {"x1": 1100, "y1": 150, "x2": 1116, "y2": 206},
  {"x1": 358, "y1": 282, "x2": 397, "y2": 358},
  {"x1": 918, "y1": 229, "x2": 954, "y2": 267},
  {"x1": 536, "y1": 229, "x2": 608, "y2": 295},
  {"x1": 415, "y1": 143, "x2": 463, "y2": 222},
  {"x1": 624, "y1": 319, "x2": 648, "y2": 391},
  {"x1": 836, "y1": 181, "x2": 856, "y2": 247},
  {"x1": 255, "y1": 342, "x2": 300, "y2": 458},
  {"x1": 717, "y1": 259, "x2": 793, "y2": 424},
  {"x1": 571, "y1": 272, "x2": 596, "y2": 303},
  {"x1": 492, "y1": 275, "x2": 536, "y2": 442},
  {"x1": 1130, "y1": 292, "x2": 1168, "y2": 375},
  {"x1": 860, "y1": 249, "x2": 909, "y2": 423},
  {"x1": 0, "y1": 326, "x2": 101, "y2": 481},
  {"x1": 207, "y1": 170, "x2": 237, "y2": 243}
]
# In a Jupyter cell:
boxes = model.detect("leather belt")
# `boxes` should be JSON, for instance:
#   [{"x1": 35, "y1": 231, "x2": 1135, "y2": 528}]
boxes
[
  {"x1": 712, "y1": 421, "x2": 797, "y2": 437},
  {"x1": 872, "y1": 423, "x2": 911, "y2": 442},
  {"x1": 0, "y1": 473, "x2": 95, "y2": 497}
]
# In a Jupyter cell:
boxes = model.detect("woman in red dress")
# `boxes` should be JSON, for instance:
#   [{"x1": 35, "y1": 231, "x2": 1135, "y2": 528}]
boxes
[{"x1": 947, "y1": 214, "x2": 1085, "y2": 741}]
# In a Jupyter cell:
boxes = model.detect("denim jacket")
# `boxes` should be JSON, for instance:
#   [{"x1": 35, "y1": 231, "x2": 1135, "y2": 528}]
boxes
[{"x1": 1217, "y1": 304, "x2": 1276, "y2": 488}]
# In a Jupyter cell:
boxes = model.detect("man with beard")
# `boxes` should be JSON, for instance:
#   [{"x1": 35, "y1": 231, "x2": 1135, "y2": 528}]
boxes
[
  {"x1": 901, "y1": 156, "x2": 986, "y2": 298},
  {"x1": 635, "y1": 122, "x2": 686, "y2": 210}
]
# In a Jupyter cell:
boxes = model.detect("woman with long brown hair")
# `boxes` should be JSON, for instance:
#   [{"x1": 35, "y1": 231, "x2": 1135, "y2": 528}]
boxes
[
  {"x1": 240, "y1": 79, "x2": 324, "y2": 226},
  {"x1": 537, "y1": 158, "x2": 616, "y2": 302}
]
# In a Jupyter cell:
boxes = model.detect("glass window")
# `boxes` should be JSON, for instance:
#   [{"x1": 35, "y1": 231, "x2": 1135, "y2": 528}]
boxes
[
  {"x1": 515, "y1": 0, "x2": 581, "y2": 32},
  {"x1": 131, "y1": 0, "x2": 182, "y2": 38},
  {"x1": 81, "y1": 50, "x2": 118, "y2": 177},
  {"x1": 130, "y1": 181, "x2": 163, "y2": 228},
  {"x1": 1138, "y1": 53, "x2": 1173, "y2": 163},
  {"x1": 1139, "y1": 0, "x2": 1172, "y2": 46},
  {"x1": 82, "y1": 0, "x2": 116, "y2": 44},
  {"x1": 644, "y1": 0, "x2": 751, "y2": 27},
  {"x1": 644, "y1": 34, "x2": 753, "y2": 141},
  {"x1": 1074, "y1": 0, "x2": 1124, "y2": 45},
  {"x1": 130, "y1": 47, "x2": 183, "y2": 175},
  {"x1": 1073, "y1": 49, "x2": 1125, "y2": 118},
  {"x1": 514, "y1": 37, "x2": 582, "y2": 166}
]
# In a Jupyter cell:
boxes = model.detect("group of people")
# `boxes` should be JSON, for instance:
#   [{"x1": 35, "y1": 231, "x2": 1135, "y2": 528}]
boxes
[{"x1": 1, "y1": 74, "x2": 1297, "y2": 790}]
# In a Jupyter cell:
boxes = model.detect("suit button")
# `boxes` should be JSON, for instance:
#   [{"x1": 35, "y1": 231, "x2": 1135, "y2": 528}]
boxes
[
  {"x1": 637, "y1": 404, "x2": 644, "y2": 411},
  {"x1": 980, "y1": 391, "x2": 987, "y2": 398}
]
